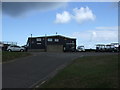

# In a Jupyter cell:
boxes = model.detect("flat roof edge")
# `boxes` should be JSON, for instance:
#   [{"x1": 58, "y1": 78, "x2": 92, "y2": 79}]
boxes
[{"x1": 28, "y1": 35, "x2": 76, "y2": 39}]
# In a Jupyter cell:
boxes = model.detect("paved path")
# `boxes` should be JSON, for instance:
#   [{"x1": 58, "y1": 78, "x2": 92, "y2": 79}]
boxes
[{"x1": 2, "y1": 52, "x2": 116, "y2": 88}]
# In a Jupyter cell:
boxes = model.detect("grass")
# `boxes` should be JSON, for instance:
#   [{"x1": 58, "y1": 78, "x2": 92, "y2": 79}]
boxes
[
  {"x1": 40, "y1": 54, "x2": 119, "y2": 88},
  {"x1": 2, "y1": 51, "x2": 31, "y2": 63}
]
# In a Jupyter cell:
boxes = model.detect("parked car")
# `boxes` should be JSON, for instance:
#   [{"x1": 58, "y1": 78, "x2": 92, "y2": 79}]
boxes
[
  {"x1": 77, "y1": 46, "x2": 85, "y2": 52},
  {"x1": 7, "y1": 45, "x2": 25, "y2": 52},
  {"x1": 96, "y1": 44, "x2": 106, "y2": 52},
  {"x1": 21, "y1": 45, "x2": 28, "y2": 52}
]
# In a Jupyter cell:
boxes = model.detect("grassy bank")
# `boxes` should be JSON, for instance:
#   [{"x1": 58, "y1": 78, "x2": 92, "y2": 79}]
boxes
[
  {"x1": 40, "y1": 54, "x2": 119, "y2": 88},
  {"x1": 2, "y1": 51, "x2": 31, "y2": 63}
]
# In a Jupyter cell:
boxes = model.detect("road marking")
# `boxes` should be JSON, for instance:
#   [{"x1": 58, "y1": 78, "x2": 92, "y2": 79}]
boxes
[
  {"x1": 40, "y1": 81, "x2": 46, "y2": 85},
  {"x1": 34, "y1": 81, "x2": 46, "y2": 88}
]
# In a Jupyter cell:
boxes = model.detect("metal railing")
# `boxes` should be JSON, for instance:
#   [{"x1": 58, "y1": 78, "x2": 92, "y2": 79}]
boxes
[{"x1": 0, "y1": 41, "x2": 17, "y2": 45}]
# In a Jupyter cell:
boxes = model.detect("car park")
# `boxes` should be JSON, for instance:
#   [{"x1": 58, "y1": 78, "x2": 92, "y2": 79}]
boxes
[
  {"x1": 96, "y1": 43, "x2": 119, "y2": 52},
  {"x1": 7, "y1": 45, "x2": 25, "y2": 52}
]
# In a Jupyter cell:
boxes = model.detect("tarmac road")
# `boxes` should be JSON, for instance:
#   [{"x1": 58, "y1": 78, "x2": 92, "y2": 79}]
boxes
[{"x1": 2, "y1": 52, "x2": 117, "y2": 88}]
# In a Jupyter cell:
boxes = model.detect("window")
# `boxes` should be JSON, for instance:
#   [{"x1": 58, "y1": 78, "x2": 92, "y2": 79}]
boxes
[
  {"x1": 36, "y1": 38, "x2": 41, "y2": 41},
  {"x1": 55, "y1": 39, "x2": 59, "y2": 42},
  {"x1": 48, "y1": 38, "x2": 53, "y2": 42},
  {"x1": 37, "y1": 43, "x2": 41, "y2": 45},
  {"x1": 14, "y1": 46, "x2": 20, "y2": 48},
  {"x1": 72, "y1": 41, "x2": 74, "y2": 43}
]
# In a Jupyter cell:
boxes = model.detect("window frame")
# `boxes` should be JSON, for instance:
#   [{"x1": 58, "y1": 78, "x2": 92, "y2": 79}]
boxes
[
  {"x1": 37, "y1": 43, "x2": 41, "y2": 45},
  {"x1": 48, "y1": 38, "x2": 53, "y2": 42},
  {"x1": 55, "y1": 39, "x2": 59, "y2": 42},
  {"x1": 36, "y1": 38, "x2": 42, "y2": 41}
]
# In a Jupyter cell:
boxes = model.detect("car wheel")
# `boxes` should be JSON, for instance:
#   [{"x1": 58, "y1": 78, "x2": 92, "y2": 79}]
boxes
[
  {"x1": 20, "y1": 49, "x2": 24, "y2": 52},
  {"x1": 8, "y1": 49, "x2": 11, "y2": 52}
]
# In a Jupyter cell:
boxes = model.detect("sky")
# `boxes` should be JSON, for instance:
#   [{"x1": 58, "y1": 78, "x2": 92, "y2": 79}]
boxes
[{"x1": 2, "y1": 2, "x2": 118, "y2": 49}]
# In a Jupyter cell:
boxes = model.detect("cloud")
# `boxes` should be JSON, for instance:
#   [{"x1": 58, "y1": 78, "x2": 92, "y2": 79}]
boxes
[
  {"x1": 73, "y1": 7, "x2": 96, "y2": 23},
  {"x1": 90, "y1": 30, "x2": 118, "y2": 41},
  {"x1": 55, "y1": 11, "x2": 71, "y2": 23},
  {"x1": 96, "y1": 26, "x2": 118, "y2": 30},
  {"x1": 2, "y1": 2, "x2": 66, "y2": 17},
  {"x1": 71, "y1": 26, "x2": 118, "y2": 48},
  {"x1": 55, "y1": 6, "x2": 96, "y2": 24},
  {"x1": 72, "y1": 27, "x2": 118, "y2": 42}
]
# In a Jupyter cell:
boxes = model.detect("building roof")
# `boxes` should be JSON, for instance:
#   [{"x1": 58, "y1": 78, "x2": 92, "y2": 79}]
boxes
[
  {"x1": 96, "y1": 44, "x2": 105, "y2": 46},
  {"x1": 28, "y1": 35, "x2": 76, "y2": 40}
]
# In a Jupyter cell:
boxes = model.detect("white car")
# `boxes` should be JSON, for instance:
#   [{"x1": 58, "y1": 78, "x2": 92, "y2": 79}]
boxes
[
  {"x1": 77, "y1": 46, "x2": 85, "y2": 52},
  {"x1": 7, "y1": 45, "x2": 25, "y2": 52}
]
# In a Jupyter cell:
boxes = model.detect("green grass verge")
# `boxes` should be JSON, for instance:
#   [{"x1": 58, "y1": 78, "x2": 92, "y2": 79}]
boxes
[
  {"x1": 40, "y1": 54, "x2": 119, "y2": 88},
  {"x1": 2, "y1": 51, "x2": 31, "y2": 63}
]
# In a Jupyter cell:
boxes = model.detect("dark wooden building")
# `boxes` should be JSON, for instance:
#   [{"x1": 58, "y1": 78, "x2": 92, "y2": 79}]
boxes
[{"x1": 27, "y1": 35, "x2": 76, "y2": 52}]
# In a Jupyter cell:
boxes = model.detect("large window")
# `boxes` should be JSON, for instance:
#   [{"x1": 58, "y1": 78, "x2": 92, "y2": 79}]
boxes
[
  {"x1": 36, "y1": 38, "x2": 41, "y2": 41},
  {"x1": 48, "y1": 38, "x2": 53, "y2": 42},
  {"x1": 55, "y1": 39, "x2": 59, "y2": 42}
]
